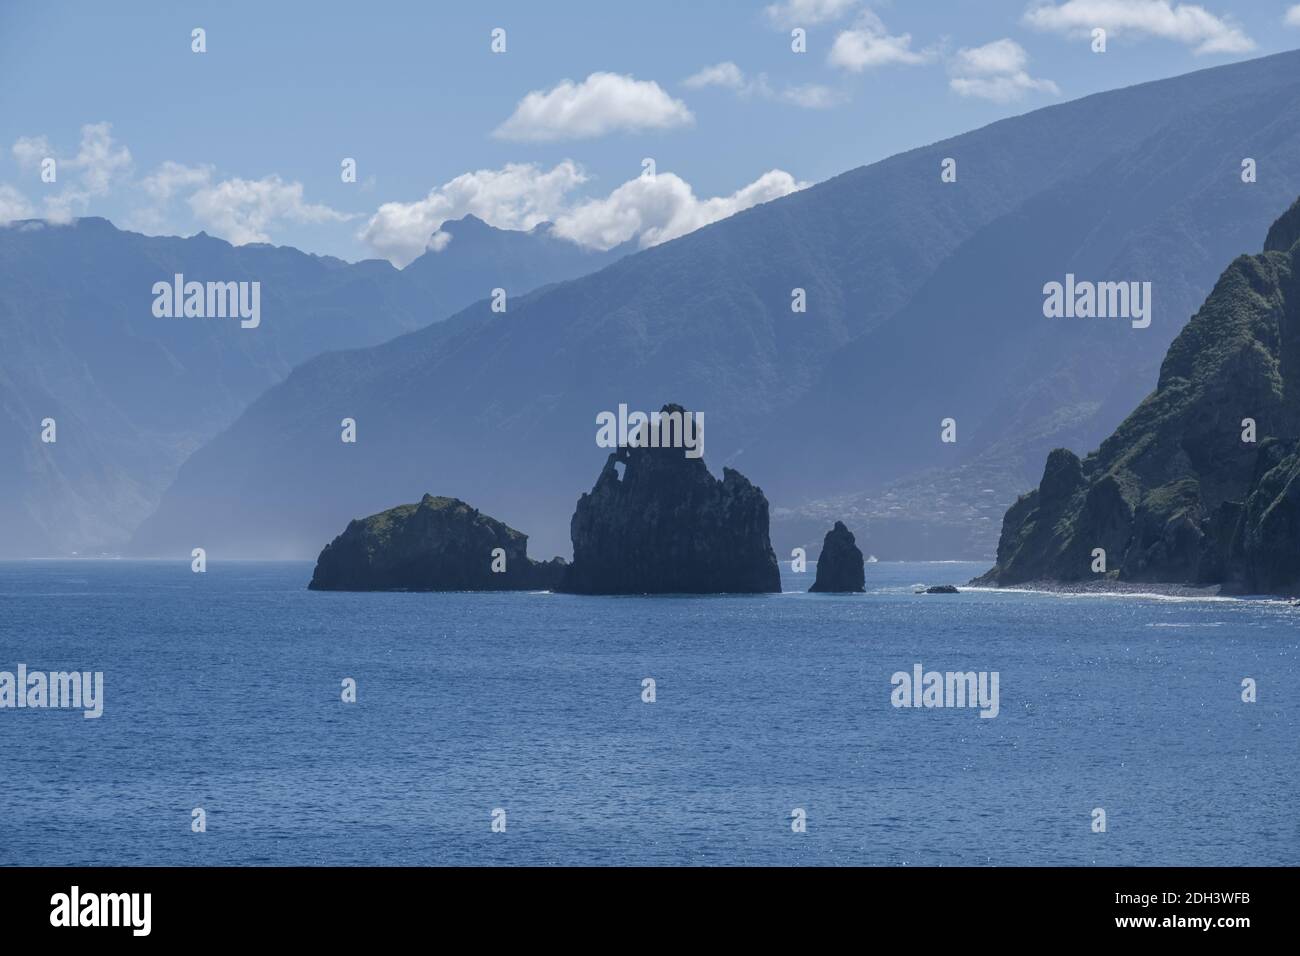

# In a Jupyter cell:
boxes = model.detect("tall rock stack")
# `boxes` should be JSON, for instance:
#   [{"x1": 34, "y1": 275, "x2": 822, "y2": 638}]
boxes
[
  {"x1": 559, "y1": 405, "x2": 781, "y2": 594},
  {"x1": 809, "y1": 521, "x2": 866, "y2": 593}
]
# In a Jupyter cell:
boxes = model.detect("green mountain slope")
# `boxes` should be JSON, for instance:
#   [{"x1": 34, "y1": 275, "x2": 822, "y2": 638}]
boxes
[{"x1": 979, "y1": 196, "x2": 1300, "y2": 593}]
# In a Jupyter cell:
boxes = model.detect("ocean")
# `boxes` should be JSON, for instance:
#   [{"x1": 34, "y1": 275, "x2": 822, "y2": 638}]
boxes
[{"x1": 1, "y1": 560, "x2": 1295, "y2": 866}]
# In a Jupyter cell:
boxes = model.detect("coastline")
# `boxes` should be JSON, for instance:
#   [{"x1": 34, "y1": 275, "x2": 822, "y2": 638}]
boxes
[{"x1": 964, "y1": 576, "x2": 1300, "y2": 602}]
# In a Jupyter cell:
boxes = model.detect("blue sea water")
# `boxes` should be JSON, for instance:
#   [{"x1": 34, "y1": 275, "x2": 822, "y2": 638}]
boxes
[{"x1": 0, "y1": 559, "x2": 1296, "y2": 867}]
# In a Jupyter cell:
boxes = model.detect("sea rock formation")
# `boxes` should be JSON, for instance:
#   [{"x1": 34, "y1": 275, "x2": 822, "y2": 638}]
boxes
[
  {"x1": 809, "y1": 521, "x2": 866, "y2": 592},
  {"x1": 977, "y1": 196, "x2": 1300, "y2": 594},
  {"x1": 924, "y1": 585, "x2": 959, "y2": 594},
  {"x1": 558, "y1": 405, "x2": 781, "y2": 594},
  {"x1": 308, "y1": 494, "x2": 566, "y2": 591}
]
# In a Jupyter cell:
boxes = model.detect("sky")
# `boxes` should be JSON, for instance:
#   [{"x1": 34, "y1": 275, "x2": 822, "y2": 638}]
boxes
[{"x1": 2, "y1": 0, "x2": 1298, "y2": 265}]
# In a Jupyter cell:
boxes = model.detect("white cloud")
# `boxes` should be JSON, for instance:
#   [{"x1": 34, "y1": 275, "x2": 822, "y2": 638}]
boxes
[
  {"x1": 359, "y1": 162, "x2": 589, "y2": 266},
  {"x1": 6, "y1": 119, "x2": 806, "y2": 262},
  {"x1": 1286, "y1": 5, "x2": 1300, "y2": 27},
  {"x1": 494, "y1": 72, "x2": 693, "y2": 142},
  {"x1": 127, "y1": 162, "x2": 350, "y2": 244},
  {"x1": 779, "y1": 83, "x2": 843, "y2": 109},
  {"x1": 953, "y1": 38, "x2": 1033, "y2": 76},
  {"x1": 764, "y1": 0, "x2": 860, "y2": 28},
  {"x1": 949, "y1": 73, "x2": 1058, "y2": 103},
  {"x1": 683, "y1": 62, "x2": 747, "y2": 90},
  {"x1": 12, "y1": 135, "x2": 52, "y2": 171},
  {"x1": 67, "y1": 122, "x2": 133, "y2": 195},
  {"x1": 9, "y1": 123, "x2": 133, "y2": 223},
  {"x1": 948, "y1": 38, "x2": 1060, "y2": 102},
  {"x1": 828, "y1": 11, "x2": 934, "y2": 71},
  {"x1": 0, "y1": 184, "x2": 35, "y2": 224},
  {"x1": 551, "y1": 169, "x2": 808, "y2": 251},
  {"x1": 187, "y1": 175, "x2": 353, "y2": 245},
  {"x1": 140, "y1": 161, "x2": 214, "y2": 201},
  {"x1": 682, "y1": 62, "x2": 844, "y2": 109},
  {"x1": 7, "y1": 124, "x2": 351, "y2": 244},
  {"x1": 125, "y1": 161, "x2": 217, "y2": 234},
  {"x1": 358, "y1": 162, "x2": 808, "y2": 264},
  {"x1": 1024, "y1": 1, "x2": 1255, "y2": 54}
]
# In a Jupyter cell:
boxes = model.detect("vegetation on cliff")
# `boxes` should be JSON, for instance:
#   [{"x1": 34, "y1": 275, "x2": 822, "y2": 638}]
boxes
[
  {"x1": 309, "y1": 494, "x2": 565, "y2": 591},
  {"x1": 979, "y1": 197, "x2": 1300, "y2": 594}
]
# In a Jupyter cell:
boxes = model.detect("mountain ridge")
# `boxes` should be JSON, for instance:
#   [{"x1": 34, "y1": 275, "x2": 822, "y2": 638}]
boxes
[
  {"x1": 977, "y1": 195, "x2": 1300, "y2": 593},
  {"x1": 130, "y1": 50, "x2": 1300, "y2": 560},
  {"x1": 0, "y1": 213, "x2": 625, "y2": 555}
]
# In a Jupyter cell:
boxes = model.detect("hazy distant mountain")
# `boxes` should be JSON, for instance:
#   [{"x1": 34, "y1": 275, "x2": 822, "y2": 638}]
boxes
[
  {"x1": 0, "y1": 215, "x2": 622, "y2": 555},
  {"x1": 124, "y1": 50, "x2": 1300, "y2": 561}
]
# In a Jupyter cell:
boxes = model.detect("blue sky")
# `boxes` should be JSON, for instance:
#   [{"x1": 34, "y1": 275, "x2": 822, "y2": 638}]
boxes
[{"x1": 2, "y1": 0, "x2": 1298, "y2": 263}]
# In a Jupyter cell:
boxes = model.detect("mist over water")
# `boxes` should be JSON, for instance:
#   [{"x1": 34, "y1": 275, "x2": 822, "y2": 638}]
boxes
[{"x1": 2, "y1": 560, "x2": 1294, "y2": 866}]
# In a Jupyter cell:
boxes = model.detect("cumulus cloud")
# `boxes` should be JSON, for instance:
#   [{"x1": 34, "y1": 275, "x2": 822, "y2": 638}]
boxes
[
  {"x1": 683, "y1": 62, "x2": 748, "y2": 90},
  {"x1": 126, "y1": 161, "x2": 214, "y2": 233},
  {"x1": 358, "y1": 162, "x2": 807, "y2": 264},
  {"x1": 140, "y1": 161, "x2": 215, "y2": 202},
  {"x1": 494, "y1": 72, "x2": 693, "y2": 141},
  {"x1": 67, "y1": 122, "x2": 133, "y2": 195},
  {"x1": 0, "y1": 184, "x2": 35, "y2": 224},
  {"x1": 1023, "y1": 1, "x2": 1254, "y2": 54},
  {"x1": 764, "y1": 0, "x2": 860, "y2": 28},
  {"x1": 780, "y1": 83, "x2": 844, "y2": 109},
  {"x1": 123, "y1": 160, "x2": 351, "y2": 244},
  {"x1": 8, "y1": 123, "x2": 133, "y2": 223},
  {"x1": 682, "y1": 62, "x2": 844, "y2": 109},
  {"x1": 6, "y1": 120, "x2": 805, "y2": 262},
  {"x1": 551, "y1": 169, "x2": 808, "y2": 251},
  {"x1": 1286, "y1": 5, "x2": 1300, "y2": 27},
  {"x1": 358, "y1": 162, "x2": 589, "y2": 266},
  {"x1": 828, "y1": 11, "x2": 934, "y2": 71},
  {"x1": 185, "y1": 175, "x2": 352, "y2": 245},
  {"x1": 7, "y1": 124, "x2": 354, "y2": 244},
  {"x1": 12, "y1": 135, "x2": 53, "y2": 171},
  {"x1": 5, "y1": 139, "x2": 47, "y2": 225},
  {"x1": 948, "y1": 38, "x2": 1060, "y2": 102}
]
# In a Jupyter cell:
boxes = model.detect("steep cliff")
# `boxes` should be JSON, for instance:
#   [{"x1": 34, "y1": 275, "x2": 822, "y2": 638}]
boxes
[
  {"x1": 309, "y1": 494, "x2": 565, "y2": 591},
  {"x1": 559, "y1": 406, "x2": 781, "y2": 594},
  {"x1": 978, "y1": 197, "x2": 1300, "y2": 593}
]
